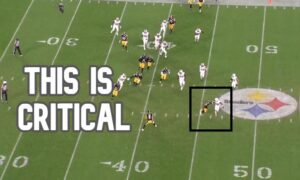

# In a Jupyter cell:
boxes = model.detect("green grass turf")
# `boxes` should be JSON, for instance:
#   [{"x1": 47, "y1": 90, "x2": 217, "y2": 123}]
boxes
[{"x1": 0, "y1": 1, "x2": 300, "y2": 180}]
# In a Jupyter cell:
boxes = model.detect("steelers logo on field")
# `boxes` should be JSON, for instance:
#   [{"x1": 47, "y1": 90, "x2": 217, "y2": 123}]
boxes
[{"x1": 219, "y1": 88, "x2": 298, "y2": 120}]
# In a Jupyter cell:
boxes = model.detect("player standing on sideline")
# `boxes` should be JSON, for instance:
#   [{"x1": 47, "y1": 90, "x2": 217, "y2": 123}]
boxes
[
  {"x1": 230, "y1": 73, "x2": 239, "y2": 89},
  {"x1": 159, "y1": 20, "x2": 168, "y2": 38},
  {"x1": 168, "y1": 15, "x2": 176, "y2": 33},
  {"x1": 1, "y1": 81, "x2": 8, "y2": 103},
  {"x1": 13, "y1": 38, "x2": 22, "y2": 56},
  {"x1": 198, "y1": 0, "x2": 205, "y2": 13},
  {"x1": 120, "y1": 32, "x2": 128, "y2": 51},
  {"x1": 194, "y1": 28, "x2": 203, "y2": 42},
  {"x1": 159, "y1": 41, "x2": 168, "y2": 59},
  {"x1": 141, "y1": 110, "x2": 157, "y2": 131},
  {"x1": 213, "y1": 98, "x2": 223, "y2": 117},
  {"x1": 188, "y1": 0, "x2": 194, "y2": 9},
  {"x1": 159, "y1": 67, "x2": 170, "y2": 83},
  {"x1": 199, "y1": 63, "x2": 207, "y2": 80},
  {"x1": 178, "y1": 69, "x2": 186, "y2": 91},
  {"x1": 110, "y1": 17, "x2": 121, "y2": 36},
  {"x1": 154, "y1": 33, "x2": 162, "y2": 50},
  {"x1": 141, "y1": 29, "x2": 149, "y2": 51},
  {"x1": 58, "y1": 2, "x2": 64, "y2": 13}
]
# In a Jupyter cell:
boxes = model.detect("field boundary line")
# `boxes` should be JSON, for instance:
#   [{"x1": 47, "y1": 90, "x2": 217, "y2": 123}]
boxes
[
  {"x1": 62, "y1": 2, "x2": 128, "y2": 180},
  {"x1": 187, "y1": 5, "x2": 220, "y2": 180},
  {"x1": 0, "y1": 0, "x2": 35, "y2": 63},
  {"x1": 0, "y1": 1, "x2": 82, "y2": 179},
  {"x1": 250, "y1": 6, "x2": 267, "y2": 180},
  {"x1": 125, "y1": 4, "x2": 173, "y2": 180}
]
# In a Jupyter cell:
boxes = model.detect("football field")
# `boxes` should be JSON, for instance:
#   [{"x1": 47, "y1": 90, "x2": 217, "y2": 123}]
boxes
[{"x1": 0, "y1": 0, "x2": 300, "y2": 180}]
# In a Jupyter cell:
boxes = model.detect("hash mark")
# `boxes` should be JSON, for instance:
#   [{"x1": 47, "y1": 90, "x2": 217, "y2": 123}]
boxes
[
  {"x1": 290, "y1": 88, "x2": 293, "y2": 92},
  {"x1": 8, "y1": 106, "x2": 11, "y2": 111},
  {"x1": 290, "y1": 119, "x2": 293, "y2": 123},
  {"x1": 162, "y1": 3, "x2": 164, "y2": 6},
  {"x1": 0, "y1": 76, "x2": 3, "y2": 80},
  {"x1": 86, "y1": 80, "x2": 89, "y2": 84},
  {"x1": 131, "y1": 112, "x2": 134, "y2": 116},
  {"x1": 22, "y1": 77, "x2": 25, "y2": 81},
  {"x1": 11, "y1": 76, "x2": 14, "y2": 81},
  {"x1": 164, "y1": 113, "x2": 168, "y2": 117},
  {"x1": 171, "y1": 84, "x2": 174, "y2": 88},
  {"x1": 176, "y1": 113, "x2": 179, "y2": 118},
  {"x1": 236, "y1": 5, "x2": 238, "y2": 8}
]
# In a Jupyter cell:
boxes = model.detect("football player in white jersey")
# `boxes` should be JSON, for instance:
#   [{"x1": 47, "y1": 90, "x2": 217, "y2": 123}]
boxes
[
  {"x1": 194, "y1": 28, "x2": 203, "y2": 42},
  {"x1": 230, "y1": 73, "x2": 239, "y2": 89},
  {"x1": 159, "y1": 20, "x2": 168, "y2": 38},
  {"x1": 141, "y1": 29, "x2": 149, "y2": 50},
  {"x1": 213, "y1": 97, "x2": 223, "y2": 117},
  {"x1": 110, "y1": 17, "x2": 121, "y2": 36},
  {"x1": 177, "y1": 70, "x2": 186, "y2": 91},
  {"x1": 117, "y1": 73, "x2": 127, "y2": 90},
  {"x1": 159, "y1": 41, "x2": 168, "y2": 58},
  {"x1": 199, "y1": 63, "x2": 207, "y2": 80},
  {"x1": 154, "y1": 33, "x2": 162, "y2": 50}
]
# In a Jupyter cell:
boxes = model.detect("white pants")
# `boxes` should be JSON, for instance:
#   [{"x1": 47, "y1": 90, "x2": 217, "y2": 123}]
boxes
[
  {"x1": 200, "y1": 71, "x2": 205, "y2": 79},
  {"x1": 231, "y1": 81, "x2": 238, "y2": 88},
  {"x1": 118, "y1": 81, "x2": 124, "y2": 90},
  {"x1": 159, "y1": 48, "x2": 167, "y2": 58},
  {"x1": 155, "y1": 41, "x2": 160, "y2": 50},
  {"x1": 215, "y1": 105, "x2": 220, "y2": 112},
  {"x1": 142, "y1": 38, "x2": 148, "y2": 50},
  {"x1": 111, "y1": 25, "x2": 119, "y2": 35},
  {"x1": 159, "y1": 27, "x2": 166, "y2": 38},
  {"x1": 179, "y1": 79, "x2": 185, "y2": 87},
  {"x1": 195, "y1": 35, "x2": 200, "y2": 41}
]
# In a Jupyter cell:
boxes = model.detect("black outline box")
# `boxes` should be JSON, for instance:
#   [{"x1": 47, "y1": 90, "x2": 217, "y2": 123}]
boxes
[{"x1": 189, "y1": 86, "x2": 233, "y2": 132}]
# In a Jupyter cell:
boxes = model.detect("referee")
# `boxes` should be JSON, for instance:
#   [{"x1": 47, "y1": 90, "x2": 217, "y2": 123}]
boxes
[
  {"x1": 1, "y1": 81, "x2": 8, "y2": 103},
  {"x1": 13, "y1": 38, "x2": 22, "y2": 56}
]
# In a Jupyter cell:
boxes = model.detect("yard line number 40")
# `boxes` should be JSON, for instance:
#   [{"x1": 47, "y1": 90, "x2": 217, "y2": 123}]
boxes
[
  {"x1": 0, "y1": 155, "x2": 29, "y2": 168},
  {"x1": 234, "y1": 165, "x2": 272, "y2": 179},
  {"x1": 246, "y1": 45, "x2": 278, "y2": 54}
]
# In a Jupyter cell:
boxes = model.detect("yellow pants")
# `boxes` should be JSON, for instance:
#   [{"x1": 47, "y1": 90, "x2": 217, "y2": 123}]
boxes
[
  {"x1": 169, "y1": 24, "x2": 175, "y2": 30},
  {"x1": 112, "y1": 89, "x2": 119, "y2": 97},
  {"x1": 121, "y1": 40, "x2": 128, "y2": 46},
  {"x1": 161, "y1": 74, "x2": 167, "y2": 80},
  {"x1": 139, "y1": 63, "x2": 145, "y2": 69},
  {"x1": 134, "y1": 77, "x2": 141, "y2": 84}
]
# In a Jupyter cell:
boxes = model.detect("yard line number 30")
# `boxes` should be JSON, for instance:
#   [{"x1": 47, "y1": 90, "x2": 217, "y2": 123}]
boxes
[
  {"x1": 234, "y1": 165, "x2": 272, "y2": 179},
  {"x1": 0, "y1": 155, "x2": 29, "y2": 168},
  {"x1": 246, "y1": 45, "x2": 278, "y2": 54}
]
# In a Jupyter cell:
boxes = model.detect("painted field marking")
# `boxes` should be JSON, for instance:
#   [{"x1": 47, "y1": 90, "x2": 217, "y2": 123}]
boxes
[
  {"x1": 250, "y1": 6, "x2": 267, "y2": 180},
  {"x1": 0, "y1": 0, "x2": 35, "y2": 63},
  {"x1": 63, "y1": 2, "x2": 128, "y2": 180},
  {"x1": 188, "y1": 5, "x2": 220, "y2": 180},
  {"x1": 126, "y1": 4, "x2": 173, "y2": 180},
  {"x1": 131, "y1": 112, "x2": 134, "y2": 116},
  {"x1": 0, "y1": 0, "x2": 81, "y2": 179}
]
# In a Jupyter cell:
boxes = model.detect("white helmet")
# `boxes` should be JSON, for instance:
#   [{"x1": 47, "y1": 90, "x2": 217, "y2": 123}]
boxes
[
  {"x1": 215, "y1": 98, "x2": 219, "y2": 101},
  {"x1": 3, "y1": 81, "x2": 7, "y2": 84},
  {"x1": 232, "y1": 73, "x2": 236, "y2": 77},
  {"x1": 201, "y1": 63, "x2": 204, "y2": 66},
  {"x1": 144, "y1": 29, "x2": 148, "y2": 32},
  {"x1": 179, "y1": 69, "x2": 183, "y2": 73},
  {"x1": 116, "y1": 17, "x2": 119, "y2": 20},
  {"x1": 122, "y1": 73, "x2": 126, "y2": 77},
  {"x1": 163, "y1": 20, "x2": 167, "y2": 23}
]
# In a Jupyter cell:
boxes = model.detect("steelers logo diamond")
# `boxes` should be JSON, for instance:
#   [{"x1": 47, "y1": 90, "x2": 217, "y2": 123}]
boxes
[{"x1": 220, "y1": 88, "x2": 298, "y2": 120}]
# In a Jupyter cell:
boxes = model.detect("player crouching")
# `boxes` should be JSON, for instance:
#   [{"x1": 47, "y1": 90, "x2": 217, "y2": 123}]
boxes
[
  {"x1": 120, "y1": 32, "x2": 128, "y2": 51},
  {"x1": 112, "y1": 83, "x2": 121, "y2": 98},
  {"x1": 129, "y1": 73, "x2": 143, "y2": 86},
  {"x1": 141, "y1": 110, "x2": 157, "y2": 131},
  {"x1": 159, "y1": 67, "x2": 170, "y2": 83},
  {"x1": 200, "y1": 101, "x2": 212, "y2": 115},
  {"x1": 138, "y1": 55, "x2": 147, "y2": 73},
  {"x1": 146, "y1": 55, "x2": 154, "y2": 70}
]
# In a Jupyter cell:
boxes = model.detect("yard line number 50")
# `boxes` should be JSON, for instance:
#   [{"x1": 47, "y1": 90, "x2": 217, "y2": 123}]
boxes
[
  {"x1": 233, "y1": 165, "x2": 272, "y2": 179},
  {"x1": 0, "y1": 155, "x2": 29, "y2": 168},
  {"x1": 246, "y1": 45, "x2": 278, "y2": 54}
]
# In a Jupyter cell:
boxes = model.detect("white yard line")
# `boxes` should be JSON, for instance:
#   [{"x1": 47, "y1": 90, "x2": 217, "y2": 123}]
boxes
[
  {"x1": 125, "y1": 4, "x2": 173, "y2": 180},
  {"x1": 0, "y1": 0, "x2": 35, "y2": 63},
  {"x1": 62, "y1": 2, "x2": 128, "y2": 180},
  {"x1": 0, "y1": 1, "x2": 82, "y2": 180},
  {"x1": 187, "y1": 5, "x2": 220, "y2": 180},
  {"x1": 250, "y1": 6, "x2": 267, "y2": 180}
]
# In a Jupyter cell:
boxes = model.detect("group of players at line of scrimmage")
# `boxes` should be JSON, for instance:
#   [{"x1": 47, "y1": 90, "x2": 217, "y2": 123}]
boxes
[{"x1": 107, "y1": 0, "x2": 238, "y2": 131}]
